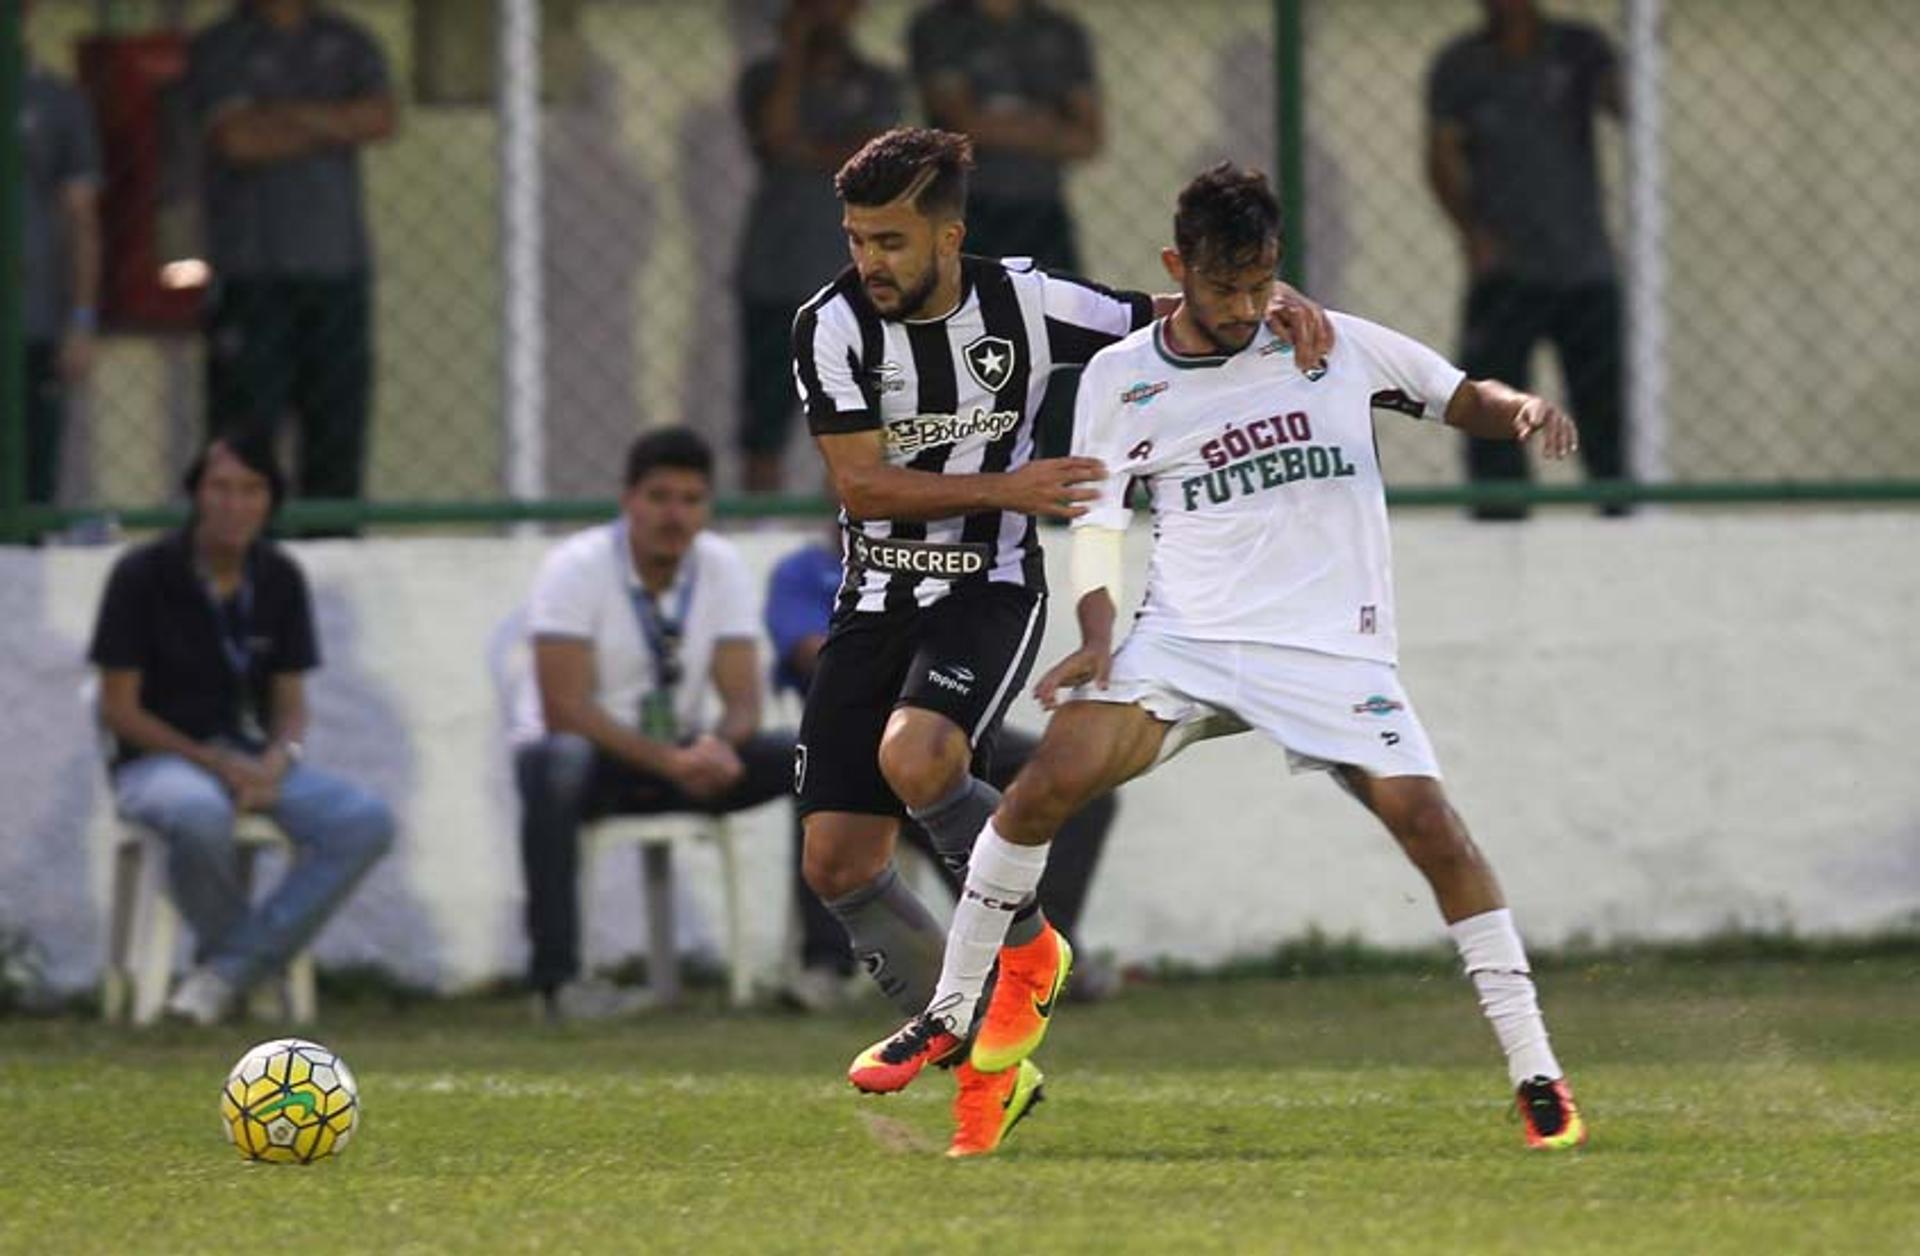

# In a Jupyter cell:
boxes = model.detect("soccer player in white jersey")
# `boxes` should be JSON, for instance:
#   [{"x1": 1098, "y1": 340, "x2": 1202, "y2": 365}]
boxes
[
  {"x1": 878, "y1": 162, "x2": 1589, "y2": 1156},
  {"x1": 797, "y1": 129, "x2": 1334, "y2": 1154}
]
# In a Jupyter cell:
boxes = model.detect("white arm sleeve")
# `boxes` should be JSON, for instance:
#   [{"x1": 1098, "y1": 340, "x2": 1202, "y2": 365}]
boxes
[
  {"x1": 1330, "y1": 310, "x2": 1467, "y2": 422},
  {"x1": 1070, "y1": 525, "x2": 1125, "y2": 604}
]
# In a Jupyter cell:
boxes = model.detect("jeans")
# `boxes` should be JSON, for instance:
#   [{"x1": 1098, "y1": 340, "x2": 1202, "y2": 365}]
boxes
[
  {"x1": 515, "y1": 732, "x2": 795, "y2": 991},
  {"x1": 113, "y1": 754, "x2": 395, "y2": 990}
]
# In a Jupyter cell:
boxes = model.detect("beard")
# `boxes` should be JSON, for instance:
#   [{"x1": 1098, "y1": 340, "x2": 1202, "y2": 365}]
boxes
[
  {"x1": 870, "y1": 264, "x2": 941, "y2": 320},
  {"x1": 1195, "y1": 314, "x2": 1259, "y2": 355}
]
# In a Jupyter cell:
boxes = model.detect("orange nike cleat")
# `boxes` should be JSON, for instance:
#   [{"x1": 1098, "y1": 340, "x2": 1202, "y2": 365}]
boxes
[
  {"x1": 1517, "y1": 1075, "x2": 1589, "y2": 1150},
  {"x1": 970, "y1": 927, "x2": 1073, "y2": 1073},
  {"x1": 848, "y1": 1013, "x2": 963, "y2": 1095},
  {"x1": 947, "y1": 1058, "x2": 1045, "y2": 1158}
]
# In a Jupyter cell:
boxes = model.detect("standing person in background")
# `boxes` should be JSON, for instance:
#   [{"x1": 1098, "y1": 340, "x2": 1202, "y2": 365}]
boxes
[
  {"x1": 1426, "y1": 0, "x2": 1628, "y2": 520},
  {"x1": 88, "y1": 434, "x2": 394, "y2": 1025},
  {"x1": 734, "y1": 0, "x2": 900, "y2": 492},
  {"x1": 17, "y1": 0, "x2": 102, "y2": 512},
  {"x1": 907, "y1": 0, "x2": 1100, "y2": 276},
  {"x1": 186, "y1": 0, "x2": 396, "y2": 525},
  {"x1": 908, "y1": 0, "x2": 1104, "y2": 458},
  {"x1": 512, "y1": 428, "x2": 793, "y2": 1022}
]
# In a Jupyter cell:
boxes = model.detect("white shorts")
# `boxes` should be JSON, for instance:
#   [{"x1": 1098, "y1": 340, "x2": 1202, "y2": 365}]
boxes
[{"x1": 1071, "y1": 629, "x2": 1442, "y2": 780}]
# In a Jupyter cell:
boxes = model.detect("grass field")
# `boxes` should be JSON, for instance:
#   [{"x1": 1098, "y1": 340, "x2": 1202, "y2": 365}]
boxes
[{"x1": 3, "y1": 956, "x2": 1917, "y2": 1254}]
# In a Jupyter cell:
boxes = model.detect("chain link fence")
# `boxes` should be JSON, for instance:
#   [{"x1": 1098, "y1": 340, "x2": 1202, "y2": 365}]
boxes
[
  {"x1": 7, "y1": 0, "x2": 1918, "y2": 536},
  {"x1": 1300, "y1": 0, "x2": 1920, "y2": 500}
]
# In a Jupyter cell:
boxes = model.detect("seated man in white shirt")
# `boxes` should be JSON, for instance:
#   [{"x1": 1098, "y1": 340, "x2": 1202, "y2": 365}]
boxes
[{"x1": 513, "y1": 427, "x2": 791, "y2": 1020}]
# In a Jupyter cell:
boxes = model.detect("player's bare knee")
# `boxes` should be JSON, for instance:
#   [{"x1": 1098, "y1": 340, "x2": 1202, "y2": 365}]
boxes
[
  {"x1": 876, "y1": 719, "x2": 969, "y2": 810},
  {"x1": 802, "y1": 840, "x2": 886, "y2": 902},
  {"x1": 801, "y1": 852, "x2": 851, "y2": 901},
  {"x1": 801, "y1": 817, "x2": 893, "y2": 900}
]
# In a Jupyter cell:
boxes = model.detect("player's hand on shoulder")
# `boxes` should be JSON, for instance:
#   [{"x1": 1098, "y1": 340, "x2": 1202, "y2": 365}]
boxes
[
  {"x1": 1034, "y1": 639, "x2": 1113, "y2": 711},
  {"x1": 1515, "y1": 396, "x2": 1579, "y2": 460},
  {"x1": 1263, "y1": 282, "x2": 1334, "y2": 373},
  {"x1": 1002, "y1": 457, "x2": 1106, "y2": 520}
]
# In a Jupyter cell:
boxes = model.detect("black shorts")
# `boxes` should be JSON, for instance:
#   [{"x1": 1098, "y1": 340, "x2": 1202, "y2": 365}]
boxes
[{"x1": 795, "y1": 581, "x2": 1046, "y2": 819}]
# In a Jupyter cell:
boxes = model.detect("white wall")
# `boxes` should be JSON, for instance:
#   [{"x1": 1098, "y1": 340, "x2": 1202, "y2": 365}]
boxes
[{"x1": 3, "y1": 511, "x2": 1916, "y2": 993}]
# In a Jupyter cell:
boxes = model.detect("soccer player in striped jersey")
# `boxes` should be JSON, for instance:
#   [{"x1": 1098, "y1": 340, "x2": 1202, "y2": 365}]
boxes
[
  {"x1": 897, "y1": 162, "x2": 1589, "y2": 1156},
  {"x1": 793, "y1": 127, "x2": 1332, "y2": 1147}
]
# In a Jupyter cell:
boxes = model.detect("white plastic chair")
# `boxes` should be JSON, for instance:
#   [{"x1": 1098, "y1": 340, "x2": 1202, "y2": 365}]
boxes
[
  {"x1": 101, "y1": 816, "x2": 320, "y2": 1026},
  {"x1": 492, "y1": 612, "x2": 753, "y2": 1009},
  {"x1": 83, "y1": 676, "x2": 319, "y2": 1027},
  {"x1": 579, "y1": 812, "x2": 749, "y2": 1008}
]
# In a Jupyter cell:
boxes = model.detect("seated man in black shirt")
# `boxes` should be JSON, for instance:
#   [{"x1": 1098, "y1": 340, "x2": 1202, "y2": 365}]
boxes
[{"x1": 88, "y1": 435, "x2": 393, "y2": 1024}]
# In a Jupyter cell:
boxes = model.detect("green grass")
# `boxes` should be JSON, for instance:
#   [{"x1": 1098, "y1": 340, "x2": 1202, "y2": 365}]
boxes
[{"x1": 3, "y1": 958, "x2": 1917, "y2": 1254}]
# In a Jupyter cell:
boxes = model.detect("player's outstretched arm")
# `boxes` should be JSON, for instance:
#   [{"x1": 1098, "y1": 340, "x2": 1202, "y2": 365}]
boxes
[
  {"x1": 1443, "y1": 379, "x2": 1580, "y2": 460},
  {"x1": 818, "y1": 430, "x2": 1106, "y2": 522}
]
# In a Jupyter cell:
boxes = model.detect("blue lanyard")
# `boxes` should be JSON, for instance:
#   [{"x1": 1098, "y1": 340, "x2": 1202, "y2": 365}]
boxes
[
  {"x1": 200, "y1": 566, "x2": 256, "y2": 680},
  {"x1": 198, "y1": 558, "x2": 262, "y2": 741},
  {"x1": 614, "y1": 525, "x2": 697, "y2": 694}
]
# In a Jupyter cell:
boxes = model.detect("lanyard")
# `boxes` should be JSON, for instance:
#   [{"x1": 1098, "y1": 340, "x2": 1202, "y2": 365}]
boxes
[
  {"x1": 198, "y1": 557, "x2": 261, "y2": 741},
  {"x1": 614, "y1": 525, "x2": 697, "y2": 698},
  {"x1": 200, "y1": 565, "x2": 256, "y2": 680}
]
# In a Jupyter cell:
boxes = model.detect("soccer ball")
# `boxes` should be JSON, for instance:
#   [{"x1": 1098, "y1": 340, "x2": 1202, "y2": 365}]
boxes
[{"x1": 220, "y1": 1038, "x2": 360, "y2": 1164}]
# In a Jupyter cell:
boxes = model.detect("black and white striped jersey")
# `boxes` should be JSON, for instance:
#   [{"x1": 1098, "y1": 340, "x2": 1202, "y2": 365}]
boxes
[{"x1": 792, "y1": 254, "x2": 1153, "y2": 615}]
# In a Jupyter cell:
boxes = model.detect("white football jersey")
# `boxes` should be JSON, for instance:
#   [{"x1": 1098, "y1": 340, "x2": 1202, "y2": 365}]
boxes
[{"x1": 1072, "y1": 310, "x2": 1467, "y2": 663}]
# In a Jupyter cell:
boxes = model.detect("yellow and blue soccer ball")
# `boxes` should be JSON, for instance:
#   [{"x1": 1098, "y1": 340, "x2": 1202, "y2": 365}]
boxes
[{"x1": 220, "y1": 1038, "x2": 359, "y2": 1164}]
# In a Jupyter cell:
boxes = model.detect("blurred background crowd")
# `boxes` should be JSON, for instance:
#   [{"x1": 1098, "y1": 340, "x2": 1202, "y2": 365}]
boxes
[{"x1": 7, "y1": 0, "x2": 1917, "y2": 539}]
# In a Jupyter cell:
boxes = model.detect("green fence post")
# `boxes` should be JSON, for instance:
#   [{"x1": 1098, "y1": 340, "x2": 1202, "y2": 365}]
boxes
[
  {"x1": 1274, "y1": 0, "x2": 1306, "y2": 289},
  {"x1": 0, "y1": 2, "x2": 25, "y2": 544}
]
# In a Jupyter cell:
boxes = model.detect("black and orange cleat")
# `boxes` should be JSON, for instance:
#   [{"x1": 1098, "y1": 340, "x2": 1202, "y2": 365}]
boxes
[{"x1": 848, "y1": 1012, "x2": 964, "y2": 1095}]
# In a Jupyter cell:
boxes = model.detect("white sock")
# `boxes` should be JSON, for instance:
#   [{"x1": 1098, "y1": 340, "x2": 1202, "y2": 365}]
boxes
[
  {"x1": 926, "y1": 822, "x2": 1051, "y2": 1034},
  {"x1": 1448, "y1": 908, "x2": 1562, "y2": 1087}
]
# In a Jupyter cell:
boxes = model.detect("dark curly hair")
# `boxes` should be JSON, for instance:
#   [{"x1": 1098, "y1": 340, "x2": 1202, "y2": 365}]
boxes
[
  {"x1": 624, "y1": 426, "x2": 714, "y2": 489},
  {"x1": 834, "y1": 126, "x2": 974, "y2": 220},
  {"x1": 1173, "y1": 162, "x2": 1283, "y2": 273}
]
